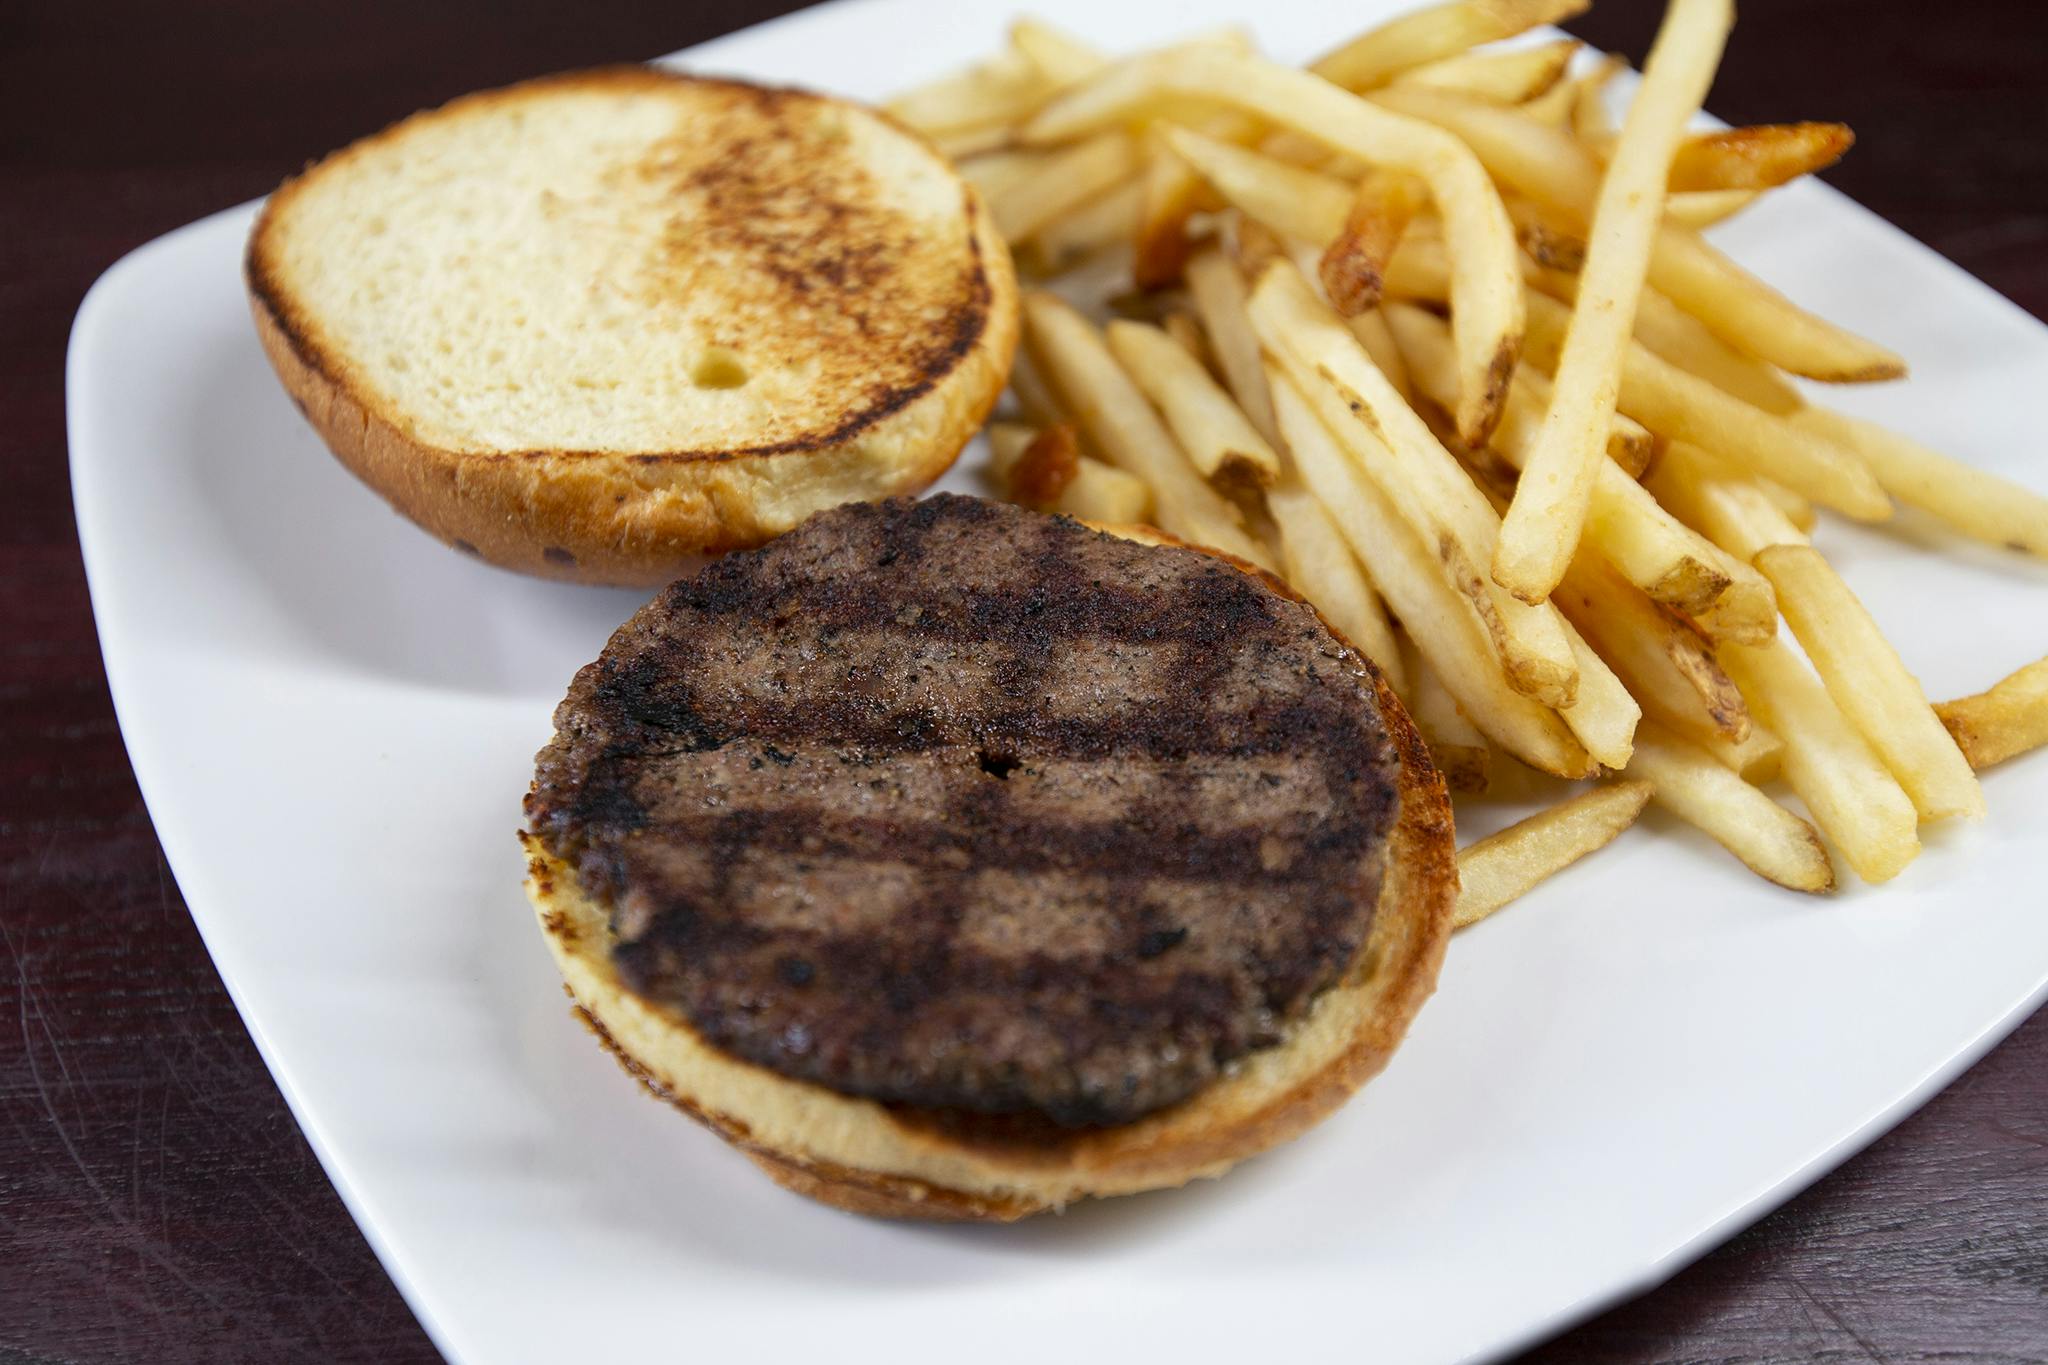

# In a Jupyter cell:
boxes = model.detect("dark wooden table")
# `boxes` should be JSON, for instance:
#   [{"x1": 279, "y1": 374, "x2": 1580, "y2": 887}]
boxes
[{"x1": 4, "y1": 1, "x2": 2044, "y2": 1360}]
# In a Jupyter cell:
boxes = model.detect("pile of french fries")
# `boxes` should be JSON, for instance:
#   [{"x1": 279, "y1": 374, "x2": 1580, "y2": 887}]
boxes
[{"x1": 889, "y1": 0, "x2": 2048, "y2": 926}]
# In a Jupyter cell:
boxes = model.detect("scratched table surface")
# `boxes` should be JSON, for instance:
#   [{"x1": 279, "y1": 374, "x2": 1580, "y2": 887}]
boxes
[{"x1": 4, "y1": 0, "x2": 2046, "y2": 1360}]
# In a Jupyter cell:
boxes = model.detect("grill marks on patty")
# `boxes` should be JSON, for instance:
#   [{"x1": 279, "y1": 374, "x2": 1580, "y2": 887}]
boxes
[{"x1": 527, "y1": 495, "x2": 1399, "y2": 1126}]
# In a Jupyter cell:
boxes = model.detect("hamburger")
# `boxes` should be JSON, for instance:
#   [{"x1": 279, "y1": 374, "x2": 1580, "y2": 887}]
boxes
[
  {"x1": 246, "y1": 67, "x2": 1016, "y2": 585},
  {"x1": 523, "y1": 494, "x2": 1455, "y2": 1219}
]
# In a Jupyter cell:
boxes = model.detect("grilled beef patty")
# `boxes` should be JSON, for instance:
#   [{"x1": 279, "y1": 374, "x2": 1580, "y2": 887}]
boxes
[{"x1": 527, "y1": 495, "x2": 1401, "y2": 1127}]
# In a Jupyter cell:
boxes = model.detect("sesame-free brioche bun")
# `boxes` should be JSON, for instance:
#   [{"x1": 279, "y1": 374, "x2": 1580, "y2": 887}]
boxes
[
  {"x1": 522, "y1": 522, "x2": 1455, "y2": 1220},
  {"x1": 247, "y1": 66, "x2": 1017, "y2": 585}
]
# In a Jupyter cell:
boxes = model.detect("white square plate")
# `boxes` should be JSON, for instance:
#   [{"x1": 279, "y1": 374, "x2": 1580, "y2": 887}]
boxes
[{"x1": 67, "y1": 1, "x2": 2048, "y2": 1361}]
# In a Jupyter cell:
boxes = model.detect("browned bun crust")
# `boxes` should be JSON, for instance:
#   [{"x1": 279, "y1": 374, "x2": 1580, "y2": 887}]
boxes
[
  {"x1": 523, "y1": 522, "x2": 1456, "y2": 1219},
  {"x1": 247, "y1": 66, "x2": 1018, "y2": 586}
]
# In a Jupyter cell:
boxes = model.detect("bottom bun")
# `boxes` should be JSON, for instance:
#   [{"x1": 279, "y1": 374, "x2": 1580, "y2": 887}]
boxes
[{"x1": 522, "y1": 532, "x2": 1456, "y2": 1221}]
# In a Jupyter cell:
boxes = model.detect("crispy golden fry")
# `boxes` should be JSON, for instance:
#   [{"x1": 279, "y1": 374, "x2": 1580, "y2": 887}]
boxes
[
  {"x1": 1024, "y1": 292, "x2": 1273, "y2": 570},
  {"x1": 1185, "y1": 246, "x2": 1284, "y2": 451},
  {"x1": 1006, "y1": 347, "x2": 1068, "y2": 429},
  {"x1": 1008, "y1": 17, "x2": 1109, "y2": 86},
  {"x1": 1394, "y1": 38, "x2": 1581, "y2": 104},
  {"x1": 1699, "y1": 722, "x2": 1784, "y2": 785},
  {"x1": 1756, "y1": 479, "x2": 1817, "y2": 532},
  {"x1": 1493, "y1": 0, "x2": 1733, "y2": 604},
  {"x1": 1270, "y1": 363, "x2": 1595, "y2": 777},
  {"x1": 988, "y1": 132, "x2": 1140, "y2": 243},
  {"x1": 989, "y1": 421, "x2": 1154, "y2": 525},
  {"x1": 1268, "y1": 481, "x2": 1408, "y2": 694},
  {"x1": 1582, "y1": 122, "x2": 1855, "y2": 192},
  {"x1": 1025, "y1": 46, "x2": 1524, "y2": 442},
  {"x1": 1455, "y1": 780, "x2": 1654, "y2": 928},
  {"x1": 1020, "y1": 182, "x2": 1142, "y2": 275},
  {"x1": 1647, "y1": 442, "x2": 1809, "y2": 560},
  {"x1": 1108, "y1": 319, "x2": 1284, "y2": 489},
  {"x1": 987, "y1": 421, "x2": 1076, "y2": 505},
  {"x1": 1556, "y1": 556, "x2": 1750, "y2": 745},
  {"x1": 1387, "y1": 303, "x2": 1764, "y2": 625},
  {"x1": 1570, "y1": 53, "x2": 1625, "y2": 141},
  {"x1": 1349, "y1": 308, "x2": 1413, "y2": 401},
  {"x1": 1252, "y1": 263, "x2": 1580, "y2": 707},
  {"x1": 1512, "y1": 358, "x2": 1656, "y2": 477},
  {"x1": 1936, "y1": 657, "x2": 2048, "y2": 771},
  {"x1": 1162, "y1": 310, "x2": 1214, "y2": 370},
  {"x1": 1520, "y1": 291, "x2": 1891, "y2": 520},
  {"x1": 885, "y1": 53, "x2": 1053, "y2": 135},
  {"x1": 1663, "y1": 188, "x2": 1761, "y2": 227},
  {"x1": 1788, "y1": 406, "x2": 2048, "y2": 558},
  {"x1": 1756, "y1": 543, "x2": 1985, "y2": 822},
  {"x1": 1402, "y1": 636, "x2": 1492, "y2": 792},
  {"x1": 1134, "y1": 112, "x2": 1261, "y2": 289},
  {"x1": 1159, "y1": 125, "x2": 1351, "y2": 245},
  {"x1": 1369, "y1": 87, "x2": 1908, "y2": 382},
  {"x1": 1627, "y1": 719, "x2": 1835, "y2": 893},
  {"x1": 1320, "y1": 171, "x2": 1428, "y2": 316},
  {"x1": 1507, "y1": 196, "x2": 1586, "y2": 271},
  {"x1": 1723, "y1": 638, "x2": 1921, "y2": 883},
  {"x1": 1553, "y1": 614, "x2": 1642, "y2": 771},
  {"x1": 1311, "y1": 0, "x2": 1591, "y2": 92},
  {"x1": 958, "y1": 148, "x2": 1050, "y2": 203},
  {"x1": 1523, "y1": 260, "x2": 1806, "y2": 415},
  {"x1": 1517, "y1": 70, "x2": 1579, "y2": 127},
  {"x1": 931, "y1": 125, "x2": 1019, "y2": 160}
]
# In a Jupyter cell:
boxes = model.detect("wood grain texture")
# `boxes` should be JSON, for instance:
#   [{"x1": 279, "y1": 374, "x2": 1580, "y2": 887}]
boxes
[{"x1": 2, "y1": 1, "x2": 2043, "y2": 1361}]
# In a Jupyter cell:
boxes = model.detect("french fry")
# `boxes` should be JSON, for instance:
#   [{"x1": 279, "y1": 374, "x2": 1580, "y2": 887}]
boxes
[
  {"x1": 958, "y1": 148, "x2": 1050, "y2": 203},
  {"x1": 1008, "y1": 17, "x2": 1109, "y2": 86},
  {"x1": 1025, "y1": 46, "x2": 1525, "y2": 442},
  {"x1": 988, "y1": 132, "x2": 1140, "y2": 243},
  {"x1": 1388, "y1": 303, "x2": 1770, "y2": 629},
  {"x1": 1320, "y1": 171, "x2": 1428, "y2": 316},
  {"x1": 1936, "y1": 657, "x2": 2048, "y2": 771},
  {"x1": 1401, "y1": 635, "x2": 1491, "y2": 792},
  {"x1": 1368, "y1": 87, "x2": 1908, "y2": 382},
  {"x1": 931, "y1": 125, "x2": 1019, "y2": 161},
  {"x1": 1024, "y1": 292, "x2": 1274, "y2": 570},
  {"x1": 1454, "y1": 780, "x2": 1654, "y2": 928},
  {"x1": 1310, "y1": 0, "x2": 1591, "y2": 92},
  {"x1": 989, "y1": 422, "x2": 1154, "y2": 525},
  {"x1": 1520, "y1": 291, "x2": 1892, "y2": 520},
  {"x1": 1647, "y1": 442, "x2": 1808, "y2": 560},
  {"x1": 1699, "y1": 722, "x2": 1784, "y2": 785},
  {"x1": 1107, "y1": 319, "x2": 1284, "y2": 489},
  {"x1": 1008, "y1": 352, "x2": 1069, "y2": 436},
  {"x1": 1662, "y1": 188, "x2": 1761, "y2": 228},
  {"x1": 1251, "y1": 263, "x2": 1580, "y2": 707},
  {"x1": 1555, "y1": 556, "x2": 1750, "y2": 745},
  {"x1": 1756, "y1": 543, "x2": 1985, "y2": 822},
  {"x1": 1159, "y1": 125, "x2": 1352, "y2": 245},
  {"x1": 1349, "y1": 309, "x2": 1414, "y2": 403},
  {"x1": 1162, "y1": 311, "x2": 1215, "y2": 372},
  {"x1": 1513, "y1": 360, "x2": 1656, "y2": 477},
  {"x1": 1522, "y1": 260, "x2": 1806, "y2": 415},
  {"x1": 1021, "y1": 182, "x2": 1142, "y2": 275},
  {"x1": 1553, "y1": 614, "x2": 1642, "y2": 771},
  {"x1": 1492, "y1": 0, "x2": 1732, "y2": 605},
  {"x1": 1723, "y1": 638, "x2": 1921, "y2": 883},
  {"x1": 1582, "y1": 122, "x2": 1855, "y2": 192},
  {"x1": 886, "y1": 53, "x2": 1053, "y2": 135},
  {"x1": 1268, "y1": 481, "x2": 1408, "y2": 694},
  {"x1": 1134, "y1": 111, "x2": 1263, "y2": 289},
  {"x1": 1627, "y1": 719, "x2": 1835, "y2": 893},
  {"x1": 1185, "y1": 246, "x2": 1283, "y2": 450},
  {"x1": 1394, "y1": 38, "x2": 1581, "y2": 105},
  {"x1": 1269, "y1": 363, "x2": 1594, "y2": 777},
  {"x1": 1517, "y1": 69, "x2": 1579, "y2": 128},
  {"x1": 1788, "y1": 406, "x2": 2048, "y2": 558},
  {"x1": 1570, "y1": 53, "x2": 1625, "y2": 142}
]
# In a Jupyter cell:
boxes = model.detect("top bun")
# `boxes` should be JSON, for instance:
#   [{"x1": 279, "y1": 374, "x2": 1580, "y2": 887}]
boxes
[{"x1": 246, "y1": 66, "x2": 1017, "y2": 584}]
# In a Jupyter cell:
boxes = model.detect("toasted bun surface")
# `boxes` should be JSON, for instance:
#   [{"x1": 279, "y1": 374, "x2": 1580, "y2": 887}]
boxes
[
  {"x1": 247, "y1": 66, "x2": 1017, "y2": 585},
  {"x1": 522, "y1": 519, "x2": 1455, "y2": 1220}
]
